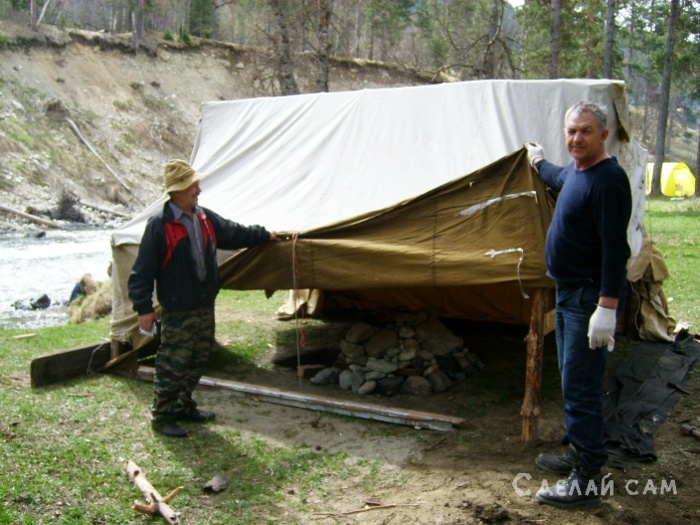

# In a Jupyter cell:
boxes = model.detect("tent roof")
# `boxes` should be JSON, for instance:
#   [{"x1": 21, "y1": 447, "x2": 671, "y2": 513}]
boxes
[{"x1": 112, "y1": 79, "x2": 633, "y2": 246}]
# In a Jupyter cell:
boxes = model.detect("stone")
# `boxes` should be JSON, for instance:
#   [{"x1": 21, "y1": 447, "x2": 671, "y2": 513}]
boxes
[
  {"x1": 376, "y1": 376, "x2": 405, "y2": 396},
  {"x1": 340, "y1": 339, "x2": 366, "y2": 360},
  {"x1": 398, "y1": 325, "x2": 415, "y2": 338},
  {"x1": 365, "y1": 357, "x2": 398, "y2": 374},
  {"x1": 365, "y1": 328, "x2": 399, "y2": 358},
  {"x1": 385, "y1": 346, "x2": 401, "y2": 358},
  {"x1": 398, "y1": 346, "x2": 417, "y2": 362},
  {"x1": 403, "y1": 338, "x2": 421, "y2": 352},
  {"x1": 425, "y1": 369, "x2": 452, "y2": 393},
  {"x1": 365, "y1": 370, "x2": 386, "y2": 381},
  {"x1": 345, "y1": 321, "x2": 375, "y2": 343},
  {"x1": 338, "y1": 369, "x2": 354, "y2": 390},
  {"x1": 350, "y1": 369, "x2": 365, "y2": 394},
  {"x1": 310, "y1": 367, "x2": 340, "y2": 386},
  {"x1": 401, "y1": 375, "x2": 432, "y2": 396},
  {"x1": 357, "y1": 380, "x2": 377, "y2": 395}
]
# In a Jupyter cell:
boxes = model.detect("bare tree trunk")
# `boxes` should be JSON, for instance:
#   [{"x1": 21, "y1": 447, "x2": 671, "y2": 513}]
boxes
[
  {"x1": 269, "y1": 0, "x2": 299, "y2": 95},
  {"x1": 603, "y1": 0, "x2": 616, "y2": 79},
  {"x1": 696, "y1": 122, "x2": 700, "y2": 198},
  {"x1": 315, "y1": 0, "x2": 333, "y2": 92},
  {"x1": 548, "y1": 0, "x2": 561, "y2": 79},
  {"x1": 665, "y1": 96, "x2": 676, "y2": 153},
  {"x1": 131, "y1": 0, "x2": 145, "y2": 51},
  {"x1": 650, "y1": 0, "x2": 679, "y2": 197},
  {"x1": 642, "y1": 74, "x2": 654, "y2": 143},
  {"x1": 31, "y1": 0, "x2": 38, "y2": 30},
  {"x1": 483, "y1": 0, "x2": 503, "y2": 79}
]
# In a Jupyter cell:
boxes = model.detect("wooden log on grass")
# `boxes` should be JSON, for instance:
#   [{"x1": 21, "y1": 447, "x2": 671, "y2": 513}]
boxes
[{"x1": 126, "y1": 460, "x2": 183, "y2": 525}]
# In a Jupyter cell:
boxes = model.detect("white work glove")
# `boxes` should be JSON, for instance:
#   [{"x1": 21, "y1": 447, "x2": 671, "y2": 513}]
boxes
[
  {"x1": 587, "y1": 305, "x2": 617, "y2": 351},
  {"x1": 524, "y1": 142, "x2": 545, "y2": 170}
]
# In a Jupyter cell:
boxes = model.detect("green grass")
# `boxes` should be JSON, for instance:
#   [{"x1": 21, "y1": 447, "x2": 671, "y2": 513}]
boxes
[
  {"x1": 643, "y1": 197, "x2": 700, "y2": 330},
  {"x1": 0, "y1": 305, "x2": 367, "y2": 524}
]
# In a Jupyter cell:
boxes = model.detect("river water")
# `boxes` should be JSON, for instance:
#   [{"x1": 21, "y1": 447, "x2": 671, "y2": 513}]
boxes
[{"x1": 0, "y1": 229, "x2": 114, "y2": 330}]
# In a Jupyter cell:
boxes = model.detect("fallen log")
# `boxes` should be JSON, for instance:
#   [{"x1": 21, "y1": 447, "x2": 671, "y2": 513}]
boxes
[
  {"x1": 79, "y1": 200, "x2": 131, "y2": 218},
  {"x1": 137, "y1": 366, "x2": 465, "y2": 432},
  {"x1": 0, "y1": 204, "x2": 62, "y2": 229},
  {"x1": 125, "y1": 460, "x2": 183, "y2": 525}
]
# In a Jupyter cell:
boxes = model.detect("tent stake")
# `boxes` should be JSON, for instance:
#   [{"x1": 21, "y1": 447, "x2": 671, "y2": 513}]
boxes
[{"x1": 521, "y1": 287, "x2": 549, "y2": 442}]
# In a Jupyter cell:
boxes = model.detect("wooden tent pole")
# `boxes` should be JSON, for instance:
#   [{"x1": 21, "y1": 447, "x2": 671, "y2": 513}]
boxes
[{"x1": 521, "y1": 287, "x2": 548, "y2": 442}]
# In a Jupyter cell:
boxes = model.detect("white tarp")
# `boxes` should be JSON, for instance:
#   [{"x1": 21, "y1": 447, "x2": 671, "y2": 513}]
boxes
[{"x1": 110, "y1": 79, "x2": 647, "y2": 342}]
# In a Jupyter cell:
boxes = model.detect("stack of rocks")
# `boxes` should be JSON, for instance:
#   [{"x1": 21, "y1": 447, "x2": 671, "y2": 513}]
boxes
[{"x1": 309, "y1": 312, "x2": 484, "y2": 397}]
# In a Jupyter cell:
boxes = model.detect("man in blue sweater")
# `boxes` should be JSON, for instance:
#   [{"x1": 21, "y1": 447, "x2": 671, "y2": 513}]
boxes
[
  {"x1": 128, "y1": 159, "x2": 280, "y2": 438},
  {"x1": 526, "y1": 102, "x2": 632, "y2": 507}
]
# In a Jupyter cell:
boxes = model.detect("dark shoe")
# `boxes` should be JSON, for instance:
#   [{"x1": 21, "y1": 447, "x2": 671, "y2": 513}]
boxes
[
  {"x1": 152, "y1": 420, "x2": 189, "y2": 438},
  {"x1": 535, "y1": 445, "x2": 577, "y2": 475},
  {"x1": 536, "y1": 467, "x2": 603, "y2": 508},
  {"x1": 176, "y1": 409, "x2": 216, "y2": 422}
]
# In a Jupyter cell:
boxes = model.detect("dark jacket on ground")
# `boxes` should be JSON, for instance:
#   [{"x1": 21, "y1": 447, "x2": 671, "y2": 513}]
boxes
[{"x1": 128, "y1": 202, "x2": 270, "y2": 315}]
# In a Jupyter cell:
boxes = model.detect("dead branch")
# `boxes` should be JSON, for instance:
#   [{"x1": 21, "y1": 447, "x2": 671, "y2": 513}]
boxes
[
  {"x1": 314, "y1": 503, "x2": 419, "y2": 516},
  {"x1": 125, "y1": 460, "x2": 183, "y2": 525},
  {"x1": 0, "y1": 204, "x2": 62, "y2": 229}
]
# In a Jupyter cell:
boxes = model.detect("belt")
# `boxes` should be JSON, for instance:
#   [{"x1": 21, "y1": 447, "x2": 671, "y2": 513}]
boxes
[{"x1": 557, "y1": 279, "x2": 596, "y2": 289}]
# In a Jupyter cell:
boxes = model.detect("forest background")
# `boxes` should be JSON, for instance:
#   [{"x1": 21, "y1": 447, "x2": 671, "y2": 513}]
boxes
[{"x1": 2, "y1": 0, "x2": 700, "y2": 197}]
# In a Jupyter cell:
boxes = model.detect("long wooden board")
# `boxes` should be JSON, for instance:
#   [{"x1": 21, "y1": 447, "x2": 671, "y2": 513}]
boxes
[
  {"x1": 138, "y1": 366, "x2": 465, "y2": 432},
  {"x1": 30, "y1": 342, "x2": 111, "y2": 387}
]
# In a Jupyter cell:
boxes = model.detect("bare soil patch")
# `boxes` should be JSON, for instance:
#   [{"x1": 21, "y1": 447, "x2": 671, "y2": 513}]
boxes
[{"x1": 196, "y1": 315, "x2": 700, "y2": 525}]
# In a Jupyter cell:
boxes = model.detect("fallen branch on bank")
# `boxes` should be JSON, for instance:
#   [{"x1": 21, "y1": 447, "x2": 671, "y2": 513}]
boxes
[
  {"x1": 125, "y1": 460, "x2": 183, "y2": 525},
  {"x1": 0, "y1": 204, "x2": 62, "y2": 229}
]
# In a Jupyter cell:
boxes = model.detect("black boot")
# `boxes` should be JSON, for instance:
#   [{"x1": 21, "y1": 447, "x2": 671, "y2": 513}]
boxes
[
  {"x1": 536, "y1": 466, "x2": 603, "y2": 508},
  {"x1": 535, "y1": 444, "x2": 577, "y2": 475},
  {"x1": 152, "y1": 419, "x2": 189, "y2": 438}
]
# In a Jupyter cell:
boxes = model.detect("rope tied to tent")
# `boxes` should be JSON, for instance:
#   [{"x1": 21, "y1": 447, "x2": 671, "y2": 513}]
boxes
[{"x1": 484, "y1": 247, "x2": 530, "y2": 299}]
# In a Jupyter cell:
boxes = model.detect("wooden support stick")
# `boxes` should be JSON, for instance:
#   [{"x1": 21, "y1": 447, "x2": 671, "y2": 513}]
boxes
[
  {"x1": 0, "y1": 204, "x2": 62, "y2": 229},
  {"x1": 521, "y1": 287, "x2": 548, "y2": 442},
  {"x1": 125, "y1": 460, "x2": 183, "y2": 525},
  {"x1": 136, "y1": 366, "x2": 465, "y2": 432}
]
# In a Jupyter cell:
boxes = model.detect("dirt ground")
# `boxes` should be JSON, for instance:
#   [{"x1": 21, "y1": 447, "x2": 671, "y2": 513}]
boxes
[{"x1": 194, "y1": 312, "x2": 700, "y2": 525}]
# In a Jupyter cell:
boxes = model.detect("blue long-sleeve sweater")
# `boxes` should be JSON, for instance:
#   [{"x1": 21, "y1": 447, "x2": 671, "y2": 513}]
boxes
[{"x1": 536, "y1": 157, "x2": 632, "y2": 298}]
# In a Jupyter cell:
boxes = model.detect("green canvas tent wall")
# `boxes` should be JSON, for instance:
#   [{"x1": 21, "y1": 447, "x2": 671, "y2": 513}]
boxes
[
  {"x1": 110, "y1": 79, "x2": 650, "y2": 347},
  {"x1": 645, "y1": 162, "x2": 696, "y2": 197}
]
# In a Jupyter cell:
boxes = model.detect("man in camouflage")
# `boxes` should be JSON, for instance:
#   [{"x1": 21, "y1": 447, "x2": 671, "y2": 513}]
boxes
[{"x1": 128, "y1": 159, "x2": 280, "y2": 437}]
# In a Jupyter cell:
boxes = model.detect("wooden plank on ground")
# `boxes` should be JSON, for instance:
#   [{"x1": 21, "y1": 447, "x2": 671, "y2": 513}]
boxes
[
  {"x1": 137, "y1": 366, "x2": 465, "y2": 432},
  {"x1": 30, "y1": 342, "x2": 111, "y2": 387}
]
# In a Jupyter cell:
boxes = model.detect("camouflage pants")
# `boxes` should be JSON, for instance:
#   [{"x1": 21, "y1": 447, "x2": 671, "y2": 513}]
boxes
[{"x1": 151, "y1": 307, "x2": 214, "y2": 422}]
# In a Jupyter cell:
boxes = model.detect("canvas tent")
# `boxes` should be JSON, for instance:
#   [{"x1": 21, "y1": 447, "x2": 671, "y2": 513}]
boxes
[
  {"x1": 645, "y1": 162, "x2": 696, "y2": 197},
  {"x1": 109, "y1": 78, "x2": 663, "y2": 440},
  {"x1": 110, "y1": 79, "x2": 650, "y2": 345}
]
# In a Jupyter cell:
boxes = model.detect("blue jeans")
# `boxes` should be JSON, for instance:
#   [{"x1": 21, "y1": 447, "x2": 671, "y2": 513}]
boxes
[{"x1": 555, "y1": 284, "x2": 609, "y2": 471}]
